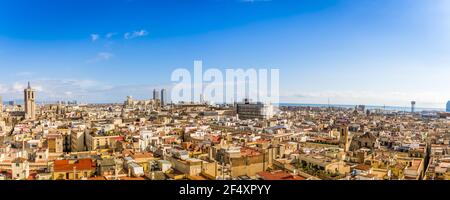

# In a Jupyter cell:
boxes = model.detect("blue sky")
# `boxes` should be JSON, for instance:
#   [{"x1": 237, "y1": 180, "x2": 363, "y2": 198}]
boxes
[{"x1": 0, "y1": 0, "x2": 449, "y2": 108}]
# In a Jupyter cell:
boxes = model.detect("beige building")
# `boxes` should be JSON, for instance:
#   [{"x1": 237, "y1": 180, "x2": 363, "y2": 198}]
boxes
[
  {"x1": 85, "y1": 132, "x2": 120, "y2": 151},
  {"x1": 166, "y1": 156, "x2": 202, "y2": 176},
  {"x1": 71, "y1": 131, "x2": 86, "y2": 152},
  {"x1": 298, "y1": 154, "x2": 351, "y2": 175},
  {"x1": 47, "y1": 134, "x2": 63, "y2": 153}
]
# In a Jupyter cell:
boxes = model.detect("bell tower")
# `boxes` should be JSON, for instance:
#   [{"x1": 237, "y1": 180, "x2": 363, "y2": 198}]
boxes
[
  {"x1": 24, "y1": 81, "x2": 36, "y2": 120},
  {"x1": 339, "y1": 125, "x2": 350, "y2": 152}
]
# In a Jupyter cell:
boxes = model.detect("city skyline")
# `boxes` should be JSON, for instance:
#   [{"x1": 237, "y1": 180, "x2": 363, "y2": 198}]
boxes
[
  {"x1": 1, "y1": 1, "x2": 450, "y2": 185},
  {"x1": 1, "y1": 0, "x2": 450, "y2": 108}
]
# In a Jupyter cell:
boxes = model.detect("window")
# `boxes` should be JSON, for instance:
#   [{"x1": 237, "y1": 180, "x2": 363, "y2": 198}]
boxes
[{"x1": 16, "y1": 163, "x2": 20, "y2": 167}]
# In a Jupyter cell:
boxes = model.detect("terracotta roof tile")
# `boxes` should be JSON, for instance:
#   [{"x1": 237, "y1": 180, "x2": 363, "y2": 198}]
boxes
[{"x1": 54, "y1": 158, "x2": 94, "y2": 172}]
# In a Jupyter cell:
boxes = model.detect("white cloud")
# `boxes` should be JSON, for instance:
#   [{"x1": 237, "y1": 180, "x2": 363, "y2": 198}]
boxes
[
  {"x1": 106, "y1": 32, "x2": 117, "y2": 39},
  {"x1": 16, "y1": 71, "x2": 33, "y2": 77},
  {"x1": 0, "y1": 84, "x2": 8, "y2": 94},
  {"x1": 124, "y1": 30, "x2": 148, "y2": 39},
  {"x1": 66, "y1": 80, "x2": 99, "y2": 88},
  {"x1": 87, "y1": 52, "x2": 114, "y2": 63},
  {"x1": 91, "y1": 34, "x2": 100, "y2": 42},
  {"x1": 12, "y1": 82, "x2": 25, "y2": 93}
]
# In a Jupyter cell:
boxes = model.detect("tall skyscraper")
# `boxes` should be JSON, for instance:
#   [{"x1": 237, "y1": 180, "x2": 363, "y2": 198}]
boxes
[
  {"x1": 24, "y1": 82, "x2": 36, "y2": 120},
  {"x1": 446, "y1": 101, "x2": 450, "y2": 113},
  {"x1": 153, "y1": 89, "x2": 160, "y2": 101},
  {"x1": 411, "y1": 101, "x2": 416, "y2": 113},
  {"x1": 160, "y1": 89, "x2": 167, "y2": 106}
]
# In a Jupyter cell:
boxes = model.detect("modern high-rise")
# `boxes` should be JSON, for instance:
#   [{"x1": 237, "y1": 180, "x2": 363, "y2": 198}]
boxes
[
  {"x1": 160, "y1": 89, "x2": 167, "y2": 106},
  {"x1": 24, "y1": 82, "x2": 36, "y2": 120},
  {"x1": 153, "y1": 89, "x2": 160, "y2": 101},
  {"x1": 411, "y1": 101, "x2": 416, "y2": 113},
  {"x1": 446, "y1": 101, "x2": 450, "y2": 113}
]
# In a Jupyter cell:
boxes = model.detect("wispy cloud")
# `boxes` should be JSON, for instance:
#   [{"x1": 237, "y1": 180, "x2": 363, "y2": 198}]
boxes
[
  {"x1": 87, "y1": 52, "x2": 114, "y2": 63},
  {"x1": 90, "y1": 34, "x2": 100, "y2": 42},
  {"x1": 16, "y1": 71, "x2": 33, "y2": 77},
  {"x1": 124, "y1": 30, "x2": 148, "y2": 39},
  {"x1": 90, "y1": 30, "x2": 147, "y2": 41},
  {"x1": 106, "y1": 32, "x2": 117, "y2": 39},
  {"x1": 12, "y1": 82, "x2": 26, "y2": 93}
]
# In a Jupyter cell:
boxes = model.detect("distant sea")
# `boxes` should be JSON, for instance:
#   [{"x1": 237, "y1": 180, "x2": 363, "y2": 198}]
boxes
[{"x1": 277, "y1": 103, "x2": 445, "y2": 112}]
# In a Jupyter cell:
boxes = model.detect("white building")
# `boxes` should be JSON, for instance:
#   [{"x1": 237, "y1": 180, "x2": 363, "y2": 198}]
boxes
[
  {"x1": 157, "y1": 160, "x2": 172, "y2": 173},
  {"x1": 235, "y1": 98, "x2": 274, "y2": 120},
  {"x1": 139, "y1": 130, "x2": 159, "y2": 152},
  {"x1": 128, "y1": 162, "x2": 144, "y2": 177},
  {"x1": 11, "y1": 157, "x2": 30, "y2": 180}
]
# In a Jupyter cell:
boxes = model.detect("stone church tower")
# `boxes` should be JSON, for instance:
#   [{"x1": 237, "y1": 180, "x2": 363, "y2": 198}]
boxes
[{"x1": 24, "y1": 82, "x2": 36, "y2": 120}]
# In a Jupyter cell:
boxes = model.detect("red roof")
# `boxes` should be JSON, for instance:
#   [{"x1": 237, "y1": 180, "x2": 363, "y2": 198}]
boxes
[
  {"x1": 354, "y1": 164, "x2": 371, "y2": 171},
  {"x1": 54, "y1": 158, "x2": 94, "y2": 172},
  {"x1": 257, "y1": 171, "x2": 306, "y2": 180},
  {"x1": 113, "y1": 136, "x2": 124, "y2": 141},
  {"x1": 240, "y1": 147, "x2": 261, "y2": 157},
  {"x1": 27, "y1": 172, "x2": 38, "y2": 180}
]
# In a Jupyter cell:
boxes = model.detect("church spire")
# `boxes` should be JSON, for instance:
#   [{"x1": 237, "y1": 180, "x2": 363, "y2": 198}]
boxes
[{"x1": 27, "y1": 81, "x2": 31, "y2": 89}]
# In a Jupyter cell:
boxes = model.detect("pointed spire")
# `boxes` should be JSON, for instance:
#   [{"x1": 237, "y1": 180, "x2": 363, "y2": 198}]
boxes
[{"x1": 27, "y1": 81, "x2": 31, "y2": 89}]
